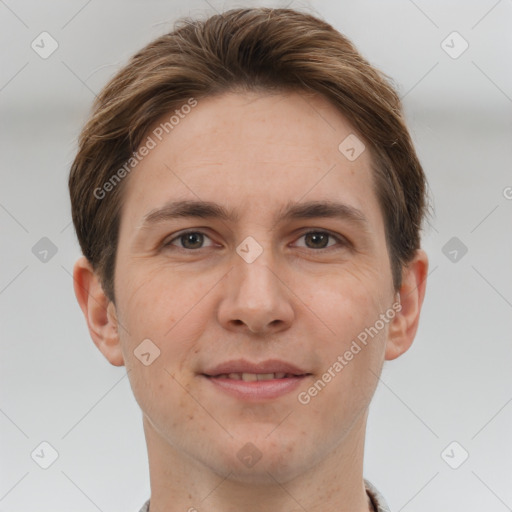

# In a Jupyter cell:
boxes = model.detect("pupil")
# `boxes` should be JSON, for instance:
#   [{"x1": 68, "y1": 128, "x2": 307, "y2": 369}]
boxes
[
  {"x1": 307, "y1": 232, "x2": 327, "y2": 248},
  {"x1": 184, "y1": 233, "x2": 202, "y2": 248}
]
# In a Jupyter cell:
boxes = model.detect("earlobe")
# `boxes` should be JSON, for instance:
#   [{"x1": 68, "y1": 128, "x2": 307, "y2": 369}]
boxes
[
  {"x1": 72, "y1": 256, "x2": 125, "y2": 367},
  {"x1": 385, "y1": 249, "x2": 429, "y2": 361}
]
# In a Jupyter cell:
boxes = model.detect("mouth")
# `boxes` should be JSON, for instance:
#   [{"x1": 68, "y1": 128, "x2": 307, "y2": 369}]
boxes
[
  {"x1": 207, "y1": 372, "x2": 306, "y2": 381},
  {"x1": 201, "y1": 359, "x2": 312, "y2": 400}
]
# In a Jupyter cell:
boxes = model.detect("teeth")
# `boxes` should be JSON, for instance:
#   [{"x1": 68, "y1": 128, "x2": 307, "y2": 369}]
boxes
[
  {"x1": 256, "y1": 373, "x2": 275, "y2": 381},
  {"x1": 214, "y1": 372, "x2": 292, "y2": 380}
]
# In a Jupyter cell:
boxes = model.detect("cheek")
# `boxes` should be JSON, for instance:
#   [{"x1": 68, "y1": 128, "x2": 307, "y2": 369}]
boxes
[
  {"x1": 302, "y1": 271, "x2": 388, "y2": 395},
  {"x1": 305, "y1": 269, "x2": 387, "y2": 342},
  {"x1": 115, "y1": 272, "x2": 205, "y2": 433},
  {"x1": 117, "y1": 263, "x2": 207, "y2": 337},
  {"x1": 114, "y1": 266, "x2": 212, "y2": 387}
]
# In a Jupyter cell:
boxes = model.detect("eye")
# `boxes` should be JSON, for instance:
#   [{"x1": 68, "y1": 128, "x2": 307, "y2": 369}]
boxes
[
  {"x1": 164, "y1": 230, "x2": 215, "y2": 250},
  {"x1": 162, "y1": 229, "x2": 348, "y2": 252},
  {"x1": 294, "y1": 230, "x2": 347, "y2": 250}
]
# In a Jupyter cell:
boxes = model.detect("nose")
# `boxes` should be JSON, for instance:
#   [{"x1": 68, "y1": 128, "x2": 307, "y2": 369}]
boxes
[{"x1": 217, "y1": 253, "x2": 295, "y2": 336}]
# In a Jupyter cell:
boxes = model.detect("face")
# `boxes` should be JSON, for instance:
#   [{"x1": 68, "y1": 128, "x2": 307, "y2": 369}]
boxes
[{"x1": 110, "y1": 91, "x2": 399, "y2": 482}]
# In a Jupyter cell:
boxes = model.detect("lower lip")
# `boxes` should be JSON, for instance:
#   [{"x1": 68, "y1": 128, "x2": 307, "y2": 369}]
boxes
[{"x1": 203, "y1": 375, "x2": 309, "y2": 400}]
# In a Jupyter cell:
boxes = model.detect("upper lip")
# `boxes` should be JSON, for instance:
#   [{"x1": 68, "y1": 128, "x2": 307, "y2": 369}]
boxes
[{"x1": 202, "y1": 359, "x2": 310, "y2": 376}]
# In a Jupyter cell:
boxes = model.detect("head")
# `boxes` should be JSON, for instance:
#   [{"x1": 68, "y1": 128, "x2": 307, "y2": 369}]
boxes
[{"x1": 70, "y1": 7, "x2": 428, "y2": 483}]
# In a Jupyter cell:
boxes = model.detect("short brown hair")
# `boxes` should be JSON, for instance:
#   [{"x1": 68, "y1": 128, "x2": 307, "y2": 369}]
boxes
[{"x1": 69, "y1": 7, "x2": 428, "y2": 302}]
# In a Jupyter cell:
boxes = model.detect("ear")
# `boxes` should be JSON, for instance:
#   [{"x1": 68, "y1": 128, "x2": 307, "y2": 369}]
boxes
[
  {"x1": 385, "y1": 249, "x2": 429, "y2": 361},
  {"x1": 72, "y1": 256, "x2": 125, "y2": 366}
]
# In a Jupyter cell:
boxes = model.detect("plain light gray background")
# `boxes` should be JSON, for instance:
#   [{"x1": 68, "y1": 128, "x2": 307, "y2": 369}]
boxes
[{"x1": 1, "y1": 1, "x2": 511, "y2": 511}]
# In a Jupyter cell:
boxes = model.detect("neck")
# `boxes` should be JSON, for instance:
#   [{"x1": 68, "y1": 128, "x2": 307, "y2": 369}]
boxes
[{"x1": 143, "y1": 410, "x2": 373, "y2": 512}]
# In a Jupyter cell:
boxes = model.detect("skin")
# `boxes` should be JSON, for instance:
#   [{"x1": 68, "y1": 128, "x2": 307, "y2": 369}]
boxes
[{"x1": 73, "y1": 90, "x2": 428, "y2": 512}]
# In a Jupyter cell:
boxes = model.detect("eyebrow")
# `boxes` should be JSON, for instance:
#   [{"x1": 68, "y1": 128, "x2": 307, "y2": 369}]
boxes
[{"x1": 140, "y1": 199, "x2": 369, "y2": 231}]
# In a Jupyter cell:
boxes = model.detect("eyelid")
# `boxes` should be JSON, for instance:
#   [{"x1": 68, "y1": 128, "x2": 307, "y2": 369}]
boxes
[
  {"x1": 163, "y1": 229, "x2": 217, "y2": 249},
  {"x1": 163, "y1": 228, "x2": 350, "y2": 251},
  {"x1": 292, "y1": 229, "x2": 350, "y2": 250}
]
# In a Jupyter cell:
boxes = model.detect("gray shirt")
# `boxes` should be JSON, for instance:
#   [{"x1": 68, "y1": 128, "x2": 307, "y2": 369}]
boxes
[{"x1": 138, "y1": 478, "x2": 391, "y2": 511}]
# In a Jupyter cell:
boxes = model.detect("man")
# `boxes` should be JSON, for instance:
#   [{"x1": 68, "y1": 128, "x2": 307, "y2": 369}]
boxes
[{"x1": 69, "y1": 8, "x2": 429, "y2": 511}]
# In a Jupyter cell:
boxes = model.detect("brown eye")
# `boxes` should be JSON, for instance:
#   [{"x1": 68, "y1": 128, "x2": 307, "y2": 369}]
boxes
[
  {"x1": 296, "y1": 231, "x2": 343, "y2": 250},
  {"x1": 304, "y1": 232, "x2": 330, "y2": 249},
  {"x1": 164, "y1": 231, "x2": 214, "y2": 250},
  {"x1": 180, "y1": 232, "x2": 204, "y2": 249}
]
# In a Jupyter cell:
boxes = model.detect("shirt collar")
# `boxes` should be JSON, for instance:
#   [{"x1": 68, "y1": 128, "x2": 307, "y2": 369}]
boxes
[
  {"x1": 139, "y1": 479, "x2": 391, "y2": 511},
  {"x1": 365, "y1": 478, "x2": 392, "y2": 512}
]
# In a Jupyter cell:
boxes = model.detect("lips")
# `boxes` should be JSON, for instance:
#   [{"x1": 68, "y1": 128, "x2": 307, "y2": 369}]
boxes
[
  {"x1": 212, "y1": 372, "x2": 293, "y2": 381},
  {"x1": 201, "y1": 359, "x2": 312, "y2": 400},
  {"x1": 202, "y1": 359, "x2": 310, "y2": 378}
]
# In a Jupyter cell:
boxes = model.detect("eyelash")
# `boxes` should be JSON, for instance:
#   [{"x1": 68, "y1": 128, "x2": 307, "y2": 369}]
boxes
[{"x1": 162, "y1": 229, "x2": 350, "y2": 252}]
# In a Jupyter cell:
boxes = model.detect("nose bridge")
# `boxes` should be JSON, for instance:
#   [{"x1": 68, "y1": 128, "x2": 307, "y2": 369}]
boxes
[
  {"x1": 233, "y1": 236, "x2": 280, "y2": 307},
  {"x1": 217, "y1": 236, "x2": 294, "y2": 334},
  {"x1": 236, "y1": 256, "x2": 277, "y2": 301}
]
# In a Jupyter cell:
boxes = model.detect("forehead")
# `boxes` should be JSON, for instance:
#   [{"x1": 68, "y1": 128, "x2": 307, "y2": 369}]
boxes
[{"x1": 119, "y1": 90, "x2": 383, "y2": 232}]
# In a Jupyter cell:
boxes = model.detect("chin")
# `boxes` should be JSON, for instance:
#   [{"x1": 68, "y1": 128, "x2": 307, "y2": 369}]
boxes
[
  {"x1": 215, "y1": 458, "x2": 304, "y2": 486},
  {"x1": 203, "y1": 432, "x2": 310, "y2": 484}
]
